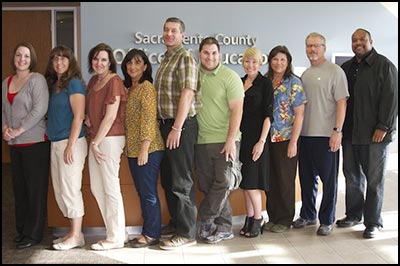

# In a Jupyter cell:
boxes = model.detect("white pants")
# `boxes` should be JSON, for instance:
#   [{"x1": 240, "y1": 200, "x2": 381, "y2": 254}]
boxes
[
  {"x1": 51, "y1": 137, "x2": 87, "y2": 218},
  {"x1": 88, "y1": 136, "x2": 126, "y2": 243}
]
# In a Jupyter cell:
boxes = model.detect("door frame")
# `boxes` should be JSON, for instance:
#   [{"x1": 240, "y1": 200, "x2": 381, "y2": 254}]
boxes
[{"x1": 2, "y1": 6, "x2": 78, "y2": 59}]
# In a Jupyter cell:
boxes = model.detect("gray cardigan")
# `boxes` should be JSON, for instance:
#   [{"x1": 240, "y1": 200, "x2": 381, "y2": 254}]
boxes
[{"x1": 2, "y1": 72, "x2": 49, "y2": 145}]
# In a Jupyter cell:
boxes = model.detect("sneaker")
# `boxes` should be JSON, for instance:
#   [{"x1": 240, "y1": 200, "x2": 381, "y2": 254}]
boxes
[
  {"x1": 159, "y1": 235, "x2": 196, "y2": 250},
  {"x1": 292, "y1": 217, "x2": 316, "y2": 228},
  {"x1": 270, "y1": 224, "x2": 289, "y2": 233},
  {"x1": 317, "y1": 224, "x2": 333, "y2": 236},
  {"x1": 205, "y1": 231, "x2": 234, "y2": 244},
  {"x1": 336, "y1": 216, "x2": 361, "y2": 227},
  {"x1": 198, "y1": 223, "x2": 216, "y2": 240},
  {"x1": 161, "y1": 223, "x2": 176, "y2": 238},
  {"x1": 264, "y1": 221, "x2": 275, "y2": 231}
]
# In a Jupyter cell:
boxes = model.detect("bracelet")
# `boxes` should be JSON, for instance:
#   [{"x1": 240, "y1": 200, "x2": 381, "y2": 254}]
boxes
[
  {"x1": 91, "y1": 141, "x2": 98, "y2": 146},
  {"x1": 171, "y1": 126, "x2": 182, "y2": 132},
  {"x1": 259, "y1": 139, "x2": 266, "y2": 143}
]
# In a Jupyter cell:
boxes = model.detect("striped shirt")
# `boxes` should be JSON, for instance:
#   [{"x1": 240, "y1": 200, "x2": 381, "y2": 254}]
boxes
[{"x1": 155, "y1": 45, "x2": 200, "y2": 119}]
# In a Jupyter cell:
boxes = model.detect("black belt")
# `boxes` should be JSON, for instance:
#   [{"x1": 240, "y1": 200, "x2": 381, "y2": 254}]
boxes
[{"x1": 158, "y1": 115, "x2": 196, "y2": 124}]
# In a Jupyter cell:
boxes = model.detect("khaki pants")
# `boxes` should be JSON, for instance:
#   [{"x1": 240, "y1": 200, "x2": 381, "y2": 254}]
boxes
[
  {"x1": 51, "y1": 137, "x2": 87, "y2": 218},
  {"x1": 89, "y1": 136, "x2": 126, "y2": 243}
]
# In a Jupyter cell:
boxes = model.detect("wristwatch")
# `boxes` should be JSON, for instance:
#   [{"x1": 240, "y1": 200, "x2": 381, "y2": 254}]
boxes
[{"x1": 333, "y1": 127, "x2": 342, "y2": 133}]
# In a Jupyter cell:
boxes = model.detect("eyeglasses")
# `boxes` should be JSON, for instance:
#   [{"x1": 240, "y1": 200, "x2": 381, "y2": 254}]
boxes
[
  {"x1": 52, "y1": 56, "x2": 68, "y2": 62},
  {"x1": 306, "y1": 43, "x2": 325, "y2": 49}
]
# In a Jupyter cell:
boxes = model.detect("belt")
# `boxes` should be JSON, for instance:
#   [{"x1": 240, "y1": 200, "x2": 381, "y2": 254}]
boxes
[{"x1": 158, "y1": 115, "x2": 196, "y2": 124}]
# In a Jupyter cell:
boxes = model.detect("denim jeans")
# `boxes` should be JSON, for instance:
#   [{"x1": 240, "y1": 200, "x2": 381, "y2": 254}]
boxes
[
  {"x1": 128, "y1": 151, "x2": 164, "y2": 239},
  {"x1": 342, "y1": 139, "x2": 389, "y2": 228}
]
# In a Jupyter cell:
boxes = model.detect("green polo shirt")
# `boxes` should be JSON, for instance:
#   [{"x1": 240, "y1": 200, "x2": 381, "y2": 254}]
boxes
[{"x1": 197, "y1": 63, "x2": 244, "y2": 144}]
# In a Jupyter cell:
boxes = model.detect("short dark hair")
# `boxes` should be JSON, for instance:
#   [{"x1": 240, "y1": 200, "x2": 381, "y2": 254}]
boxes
[
  {"x1": 354, "y1": 28, "x2": 372, "y2": 39},
  {"x1": 199, "y1": 37, "x2": 220, "y2": 52},
  {"x1": 121, "y1": 49, "x2": 153, "y2": 88},
  {"x1": 11, "y1": 42, "x2": 37, "y2": 72},
  {"x1": 165, "y1": 17, "x2": 185, "y2": 33}
]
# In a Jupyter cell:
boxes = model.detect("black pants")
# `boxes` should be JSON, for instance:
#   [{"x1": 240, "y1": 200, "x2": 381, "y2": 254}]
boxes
[
  {"x1": 298, "y1": 137, "x2": 339, "y2": 225},
  {"x1": 159, "y1": 117, "x2": 198, "y2": 239},
  {"x1": 10, "y1": 141, "x2": 50, "y2": 242},
  {"x1": 267, "y1": 140, "x2": 298, "y2": 226}
]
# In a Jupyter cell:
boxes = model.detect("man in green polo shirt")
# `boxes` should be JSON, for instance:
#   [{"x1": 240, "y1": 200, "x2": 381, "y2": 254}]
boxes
[{"x1": 195, "y1": 37, "x2": 244, "y2": 244}]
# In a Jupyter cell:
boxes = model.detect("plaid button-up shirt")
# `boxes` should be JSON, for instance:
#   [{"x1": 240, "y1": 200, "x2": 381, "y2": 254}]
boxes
[{"x1": 155, "y1": 45, "x2": 201, "y2": 119}]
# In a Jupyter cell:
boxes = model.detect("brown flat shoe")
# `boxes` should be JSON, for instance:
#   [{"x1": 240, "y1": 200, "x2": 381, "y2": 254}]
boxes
[{"x1": 129, "y1": 235, "x2": 159, "y2": 248}]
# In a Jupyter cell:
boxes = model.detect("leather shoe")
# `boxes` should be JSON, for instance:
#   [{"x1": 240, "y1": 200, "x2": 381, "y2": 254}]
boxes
[
  {"x1": 14, "y1": 234, "x2": 24, "y2": 243},
  {"x1": 129, "y1": 235, "x2": 159, "y2": 248},
  {"x1": 16, "y1": 237, "x2": 38, "y2": 249},
  {"x1": 363, "y1": 225, "x2": 382, "y2": 239},
  {"x1": 317, "y1": 224, "x2": 333, "y2": 235},
  {"x1": 336, "y1": 217, "x2": 361, "y2": 227},
  {"x1": 292, "y1": 217, "x2": 316, "y2": 228}
]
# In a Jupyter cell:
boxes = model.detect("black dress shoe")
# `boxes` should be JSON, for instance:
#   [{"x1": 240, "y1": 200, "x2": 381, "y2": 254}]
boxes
[
  {"x1": 14, "y1": 234, "x2": 24, "y2": 243},
  {"x1": 336, "y1": 217, "x2": 361, "y2": 227},
  {"x1": 16, "y1": 237, "x2": 38, "y2": 249},
  {"x1": 363, "y1": 225, "x2": 382, "y2": 239}
]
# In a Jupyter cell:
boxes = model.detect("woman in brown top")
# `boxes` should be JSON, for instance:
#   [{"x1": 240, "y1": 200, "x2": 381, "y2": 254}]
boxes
[
  {"x1": 85, "y1": 43, "x2": 127, "y2": 251},
  {"x1": 122, "y1": 49, "x2": 164, "y2": 248}
]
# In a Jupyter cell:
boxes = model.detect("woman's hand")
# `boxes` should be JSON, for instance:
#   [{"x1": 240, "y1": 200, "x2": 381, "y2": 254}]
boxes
[
  {"x1": 3, "y1": 128, "x2": 13, "y2": 141},
  {"x1": 252, "y1": 140, "x2": 265, "y2": 162},
  {"x1": 91, "y1": 144, "x2": 106, "y2": 165}
]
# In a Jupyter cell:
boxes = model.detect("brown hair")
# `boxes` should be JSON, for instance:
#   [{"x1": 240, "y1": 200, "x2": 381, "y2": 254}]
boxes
[
  {"x1": 87, "y1": 43, "x2": 117, "y2": 74},
  {"x1": 265, "y1": 45, "x2": 296, "y2": 81},
  {"x1": 165, "y1": 17, "x2": 185, "y2": 33},
  {"x1": 10, "y1": 42, "x2": 38, "y2": 72},
  {"x1": 199, "y1": 36, "x2": 220, "y2": 52},
  {"x1": 44, "y1": 45, "x2": 85, "y2": 92}
]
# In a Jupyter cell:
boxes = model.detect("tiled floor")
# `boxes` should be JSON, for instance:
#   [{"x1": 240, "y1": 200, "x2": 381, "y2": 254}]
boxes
[{"x1": 2, "y1": 152, "x2": 398, "y2": 264}]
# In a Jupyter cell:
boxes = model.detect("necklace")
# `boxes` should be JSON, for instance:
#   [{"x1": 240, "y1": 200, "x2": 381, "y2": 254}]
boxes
[
  {"x1": 97, "y1": 72, "x2": 110, "y2": 83},
  {"x1": 272, "y1": 76, "x2": 283, "y2": 87}
]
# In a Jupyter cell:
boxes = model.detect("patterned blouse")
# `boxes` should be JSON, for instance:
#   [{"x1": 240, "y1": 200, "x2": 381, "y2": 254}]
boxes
[
  {"x1": 270, "y1": 75, "x2": 306, "y2": 142},
  {"x1": 125, "y1": 80, "x2": 164, "y2": 157}
]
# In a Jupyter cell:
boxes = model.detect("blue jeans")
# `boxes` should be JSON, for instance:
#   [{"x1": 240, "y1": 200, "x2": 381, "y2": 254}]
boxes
[
  {"x1": 128, "y1": 151, "x2": 164, "y2": 239},
  {"x1": 342, "y1": 139, "x2": 389, "y2": 228}
]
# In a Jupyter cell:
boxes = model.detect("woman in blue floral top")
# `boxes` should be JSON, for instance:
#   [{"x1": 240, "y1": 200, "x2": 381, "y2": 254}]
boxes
[{"x1": 264, "y1": 45, "x2": 307, "y2": 233}]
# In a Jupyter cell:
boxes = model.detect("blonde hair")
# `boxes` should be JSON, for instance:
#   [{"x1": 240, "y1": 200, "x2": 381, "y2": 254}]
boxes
[{"x1": 242, "y1": 47, "x2": 263, "y2": 66}]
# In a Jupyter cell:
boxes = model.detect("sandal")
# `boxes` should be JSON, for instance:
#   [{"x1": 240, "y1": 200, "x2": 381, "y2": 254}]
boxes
[
  {"x1": 245, "y1": 218, "x2": 265, "y2": 238},
  {"x1": 129, "y1": 235, "x2": 159, "y2": 248},
  {"x1": 53, "y1": 234, "x2": 85, "y2": 251},
  {"x1": 240, "y1": 216, "x2": 254, "y2": 236}
]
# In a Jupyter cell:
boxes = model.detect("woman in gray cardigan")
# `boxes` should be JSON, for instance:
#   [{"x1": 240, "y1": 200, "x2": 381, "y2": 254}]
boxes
[{"x1": 2, "y1": 42, "x2": 50, "y2": 249}]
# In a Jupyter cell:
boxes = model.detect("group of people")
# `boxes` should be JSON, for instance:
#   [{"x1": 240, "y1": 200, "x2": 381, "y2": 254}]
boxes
[{"x1": 2, "y1": 16, "x2": 397, "y2": 252}]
